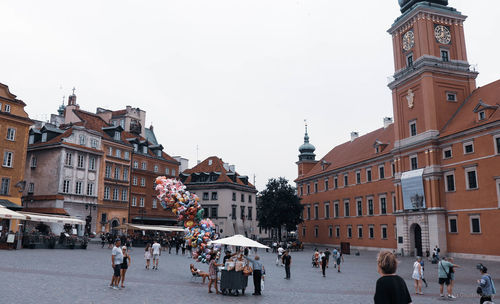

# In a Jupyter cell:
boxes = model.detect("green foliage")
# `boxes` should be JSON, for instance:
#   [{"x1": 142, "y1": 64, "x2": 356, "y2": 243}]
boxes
[{"x1": 257, "y1": 177, "x2": 303, "y2": 232}]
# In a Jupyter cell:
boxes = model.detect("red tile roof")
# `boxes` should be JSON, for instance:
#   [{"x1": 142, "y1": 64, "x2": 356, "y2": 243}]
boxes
[
  {"x1": 298, "y1": 124, "x2": 394, "y2": 181},
  {"x1": 73, "y1": 109, "x2": 130, "y2": 144},
  {"x1": 440, "y1": 79, "x2": 500, "y2": 137},
  {"x1": 122, "y1": 131, "x2": 178, "y2": 163}
]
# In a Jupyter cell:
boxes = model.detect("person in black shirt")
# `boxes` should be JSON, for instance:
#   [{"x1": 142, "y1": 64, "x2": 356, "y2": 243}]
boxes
[
  {"x1": 282, "y1": 251, "x2": 291, "y2": 279},
  {"x1": 324, "y1": 248, "x2": 331, "y2": 268},
  {"x1": 374, "y1": 250, "x2": 412, "y2": 304}
]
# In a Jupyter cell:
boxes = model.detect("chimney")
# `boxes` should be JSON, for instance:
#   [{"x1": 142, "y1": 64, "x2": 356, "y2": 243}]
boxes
[
  {"x1": 149, "y1": 124, "x2": 154, "y2": 132},
  {"x1": 223, "y1": 163, "x2": 230, "y2": 171},
  {"x1": 229, "y1": 165, "x2": 235, "y2": 172},
  {"x1": 350, "y1": 132, "x2": 359, "y2": 142},
  {"x1": 68, "y1": 94, "x2": 77, "y2": 106},
  {"x1": 383, "y1": 117, "x2": 393, "y2": 129}
]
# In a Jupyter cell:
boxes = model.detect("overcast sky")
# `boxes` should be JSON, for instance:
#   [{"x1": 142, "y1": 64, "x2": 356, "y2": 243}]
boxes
[{"x1": 1, "y1": 0, "x2": 498, "y2": 191}]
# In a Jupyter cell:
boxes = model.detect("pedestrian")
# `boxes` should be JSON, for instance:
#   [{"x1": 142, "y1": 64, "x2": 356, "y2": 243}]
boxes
[
  {"x1": 175, "y1": 239, "x2": 180, "y2": 255},
  {"x1": 152, "y1": 239, "x2": 161, "y2": 270},
  {"x1": 277, "y1": 245, "x2": 284, "y2": 266},
  {"x1": 245, "y1": 255, "x2": 264, "y2": 295},
  {"x1": 477, "y1": 263, "x2": 496, "y2": 304},
  {"x1": 412, "y1": 256, "x2": 423, "y2": 295},
  {"x1": 181, "y1": 241, "x2": 186, "y2": 255},
  {"x1": 374, "y1": 250, "x2": 412, "y2": 304},
  {"x1": 282, "y1": 250, "x2": 291, "y2": 279},
  {"x1": 313, "y1": 249, "x2": 320, "y2": 268},
  {"x1": 324, "y1": 248, "x2": 331, "y2": 268},
  {"x1": 448, "y1": 257, "x2": 460, "y2": 295},
  {"x1": 438, "y1": 257, "x2": 460, "y2": 299},
  {"x1": 208, "y1": 251, "x2": 221, "y2": 294},
  {"x1": 110, "y1": 239, "x2": 123, "y2": 290},
  {"x1": 120, "y1": 246, "x2": 131, "y2": 288},
  {"x1": 320, "y1": 251, "x2": 327, "y2": 277},
  {"x1": 420, "y1": 258, "x2": 428, "y2": 287},
  {"x1": 144, "y1": 243, "x2": 152, "y2": 270},
  {"x1": 332, "y1": 248, "x2": 338, "y2": 268},
  {"x1": 336, "y1": 249, "x2": 344, "y2": 273},
  {"x1": 168, "y1": 238, "x2": 172, "y2": 254},
  {"x1": 100, "y1": 233, "x2": 106, "y2": 248}
]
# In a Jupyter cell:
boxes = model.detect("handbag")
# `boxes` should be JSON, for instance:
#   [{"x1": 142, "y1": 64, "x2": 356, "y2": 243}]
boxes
[
  {"x1": 476, "y1": 286, "x2": 483, "y2": 295},
  {"x1": 243, "y1": 264, "x2": 253, "y2": 276},
  {"x1": 261, "y1": 276, "x2": 265, "y2": 291},
  {"x1": 440, "y1": 262, "x2": 451, "y2": 280}
]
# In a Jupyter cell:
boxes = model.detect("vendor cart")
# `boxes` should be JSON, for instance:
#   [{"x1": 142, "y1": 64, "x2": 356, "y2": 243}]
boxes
[{"x1": 220, "y1": 269, "x2": 247, "y2": 296}]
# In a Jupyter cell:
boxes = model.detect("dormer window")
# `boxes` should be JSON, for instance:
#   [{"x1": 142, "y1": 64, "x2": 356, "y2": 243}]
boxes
[
  {"x1": 114, "y1": 131, "x2": 121, "y2": 141},
  {"x1": 29, "y1": 134, "x2": 35, "y2": 144},
  {"x1": 79, "y1": 135, "x2": 86, "y2": 145},
  {"x1": 478, "y1": 111, "x2": 486, "y2": 121},
  {"x1": 142, "y1": 146, "x2": 147, "y2": 154},
  {"x1": 41, "y1": 133, "x2": 47, "y2": 142},
  {"x1": 133, "y1": 144, "x2": 138, "y2": 152},
  {"x1": 156, "y1": 150, "x2": 161, "y2": 157}
]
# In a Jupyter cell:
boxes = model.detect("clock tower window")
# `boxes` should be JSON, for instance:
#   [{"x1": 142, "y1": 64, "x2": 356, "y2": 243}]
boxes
[
  {"x1": 409, "y1": 121, "x2": 417, "y2": 137},
  {"x1": 446, "y1": 92, "x2": 457, "y2": 102},
  {"x1": 406, "y1": 54, "x2": 413, "y2": 67},
  {"x1": 441, "y1": 49, "x2": 450, "y2": 62}
]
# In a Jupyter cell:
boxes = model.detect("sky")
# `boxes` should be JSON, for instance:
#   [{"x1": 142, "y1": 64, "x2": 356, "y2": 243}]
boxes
[{"x1": 1, "y1": 0, "x2": 499, "y2": 191}]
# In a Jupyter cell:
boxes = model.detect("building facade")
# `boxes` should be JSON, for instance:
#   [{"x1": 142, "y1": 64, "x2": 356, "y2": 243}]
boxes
[
  {"x1": 0, "y1": 83, "x2": 33, "y2": 233},
  {"x1": 181, "y1": 156, "x2": 260, "y2": 239},
  {"x1": 296, "y1": 0, "x2": 500, "y2": 260}
]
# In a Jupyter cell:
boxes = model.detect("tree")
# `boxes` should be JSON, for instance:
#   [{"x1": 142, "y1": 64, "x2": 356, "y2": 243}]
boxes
[{"x1": 257, "y1": 177, "x2": 303, "y2": 241}]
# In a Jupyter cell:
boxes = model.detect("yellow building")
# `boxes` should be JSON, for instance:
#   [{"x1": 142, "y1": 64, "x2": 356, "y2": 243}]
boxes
[{"x1": 0, "y1": 83, "x2": 32, "y2": 233}]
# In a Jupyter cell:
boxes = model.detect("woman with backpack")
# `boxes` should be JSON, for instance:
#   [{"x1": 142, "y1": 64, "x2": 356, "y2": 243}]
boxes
[{"x1": 477, "y1": 264, "x2": 496, "y2": 304}]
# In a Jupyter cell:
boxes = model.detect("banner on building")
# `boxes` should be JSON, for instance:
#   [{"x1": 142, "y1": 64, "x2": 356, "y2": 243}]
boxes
[{"x1": 401, "y1": 168, "x2": 426, "y2": 210}]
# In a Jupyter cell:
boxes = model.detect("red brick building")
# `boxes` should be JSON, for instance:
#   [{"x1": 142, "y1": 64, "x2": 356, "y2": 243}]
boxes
[{"x1": 296, "y1": 0, "x2": 500, "y2": 260}]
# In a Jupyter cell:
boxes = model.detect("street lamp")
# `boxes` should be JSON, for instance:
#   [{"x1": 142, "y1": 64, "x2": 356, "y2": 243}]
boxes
[
  {"x1": 138, "y1": 208, "x2": 146, "y2": 224},
  {"x1": 85, "y1": 203, "x2": 97, "y2": 236}
]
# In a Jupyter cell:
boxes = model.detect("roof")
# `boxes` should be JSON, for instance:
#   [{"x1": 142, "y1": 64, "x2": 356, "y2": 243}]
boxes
[
  {"x1": 122, "y1": 131, "x2": 178, "y2": 163},
  {"x1": 182, "y1": 156, "x2": 256, "y2": 189},
  {"x1": 23, "y1": 208, "x2": 69, "y2": 216},
  {"x1": 0, "y1": 199, "x2": 23, "y2": 210},
  {"x1": 145, "y1": 127, "x2": 158, "y2": 145},
  {"x1": 111, "y1": 109, "x2": 127, "y2": 116},
  {"x1": 73, "y1": 109, "x2": 130, "y2": 144},
  {"x1": 297, "y1": 124, "x2": 394, "y2": 181},
  {"x1": 440, "y1": 79, "x2": 500, "y2": 137}
]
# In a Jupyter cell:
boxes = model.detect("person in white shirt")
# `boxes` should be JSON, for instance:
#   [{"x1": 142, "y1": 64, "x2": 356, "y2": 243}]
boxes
[
  {"x1": 110, "y1": 239, "x2": 124, "y2": 290},
  {"x1": 152, "y1": 240, "x2": 161, "y2": 270},
  {"x1": 277, "y1": 246, "x2": 284, "y2": 266}
]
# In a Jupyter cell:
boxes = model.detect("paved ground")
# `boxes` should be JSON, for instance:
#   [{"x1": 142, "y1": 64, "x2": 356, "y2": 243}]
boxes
[{"x1": 0, "y1": 244, "x2": 497, "y2": 304}]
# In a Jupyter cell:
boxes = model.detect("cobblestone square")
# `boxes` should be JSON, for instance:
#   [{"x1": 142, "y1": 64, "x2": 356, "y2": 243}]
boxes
[{"x1": 0, "y1": 243, "x2": 497, "y2": 304}]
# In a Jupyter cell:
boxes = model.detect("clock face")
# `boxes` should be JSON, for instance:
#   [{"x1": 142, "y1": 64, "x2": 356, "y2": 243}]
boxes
[
  {"x1": 402, "y1": 30, "x2": 415, "y2": 51},
  {"x1": 434, "y1": 25, "x2": 451, "y2": 44}
]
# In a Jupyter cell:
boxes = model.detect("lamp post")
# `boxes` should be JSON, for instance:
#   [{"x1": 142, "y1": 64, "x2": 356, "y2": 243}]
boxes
[
  {"x1": 138, "y1": 208, "x2": 146, "y2": 224},
  {"x1": 85, "y1": 203, "x2": 97, "y2": 236}
]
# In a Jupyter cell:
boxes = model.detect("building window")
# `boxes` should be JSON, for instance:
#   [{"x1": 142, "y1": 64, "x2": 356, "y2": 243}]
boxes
[
  {"x1": 240, "y1": 206, "x2": 245, "y2": 220},
  {"x1": 407, "y1": 54, "x2": 413, "y2": 67},
  {"x1": 140, "y1": 178, "x2": 146, "y2": 187},
  {"x1": 75, "y1": 181, "x2": 83, "y2": 194},
  {"x1": 448, "y1": 216, "x2": 458, "y2": 233},
  {"x1": 381, "y1": 225, "x2": 388, "y2": 239},
  {"x1": 444, "y1": 172, "x2": 455, "y2": 192},
  {"x1": 380, "y1": 196, "x2": 387, "y2": 215},
  {"x1": 28, "y1": 182, "x2": 34, "y2": 194},
  {"x1": 142, "y1": 146, "x2": 147, "y2": 154},
  {"x1": 4, "y1": 104, "x2": 11, "y2": 112},
  {"x1": 172, "y1": 169, "x2": 176, "y2": 176},
  {"x1": 441, "y1": 49, "x2": 449, "y2": 62},
  {"x1": 0, "y1": 178, "x2": 10, "y2": 195},
  {"x1": 465, "y1": 167, "x2": 478, "y2": 190},
  {"x1": 114, "y1": 132, "x2": 121, "y2": 141},
  {"x1": 446, "y1": 92, "x2": 457, "y2": 102},
  {"x1": 443, "y1": 147, "x2": 452, "y2": 159},
  {"x1": 211, "y1": 207, "x2": 218, "y2": 219},
  {"x1": 79, "y1": 135, "x2": 85, "y2": 145},
  {"x1": 6, "y1": 128, "x2": 16, "y2": 141},
  {"x1": 314, "y1": 226, "x2": 319, "y2": 238},
  {"x1": 324, "y1": 178, "x2": 329, "y2": 190},
  {"x1": 367, "y1": 198, "x2": 374, "y2": 216},
  {"x1": 241, "y1": 194, "x2": 245, "y2": 202},
  {"x1": 165, "y1": 167, "x2": 170, "y2": 175},
  {"x1": 114, "y1": 167, "x2": 120, "y2": 180},
  {"x1": 122, "y1": 168, "x2": 128, "y2": 181},
  {"x1": 344, "y1": 200, "x2": 350, "y2": 217},
  {"x1": 356, "y1": 171, "x2": 361, "y2": 184},
  {"x1": 379, "y1": 165, "x2": 385, "y2": 179},
  {"x1": 470, "y1": 215, "x2": 481, "y2": 234},
  {"x1": 115, "y1": 149, "x2": 121, "y2": 158},
  {"x1": 87, "y1": 183, "x2": 94, "y2": 196},
  {"x1": 108, "y1": 147, "x2": 113, "y2": 156},
  {"x1": 478, "y1": 111, "x2": 486, "y2": 121},
  {"x1": 2, "y1": 151, "x2": 13, "y2": 168},
  {"x1": 132, "y1": 176, "x2": 138, "y2": 186},
  {"x1": 410, "y1": 155, "x2": 418, "y2": 170},
  {"x1": 314, "y1": 182, "x2": 318, "y2": 193},
  {"x1": 347, "y1": 225, "x2": 352, "y2": 238},
  {"x1": 153, "y1": 165, "x2": 158, "y2": 173},
  {"x1": 202, "y1": 192, "x2": 209, "y2": 200},
  {"x1": 247, "y1": 207, "x2": 252, "y2": 220},
  {"x1": 391, "y1": 162, "x2": 395, "y2": 176},
  {"x1": 77, "y1": 155, "x2": 85, "y2": 168},
  {"x1": 302, "y1": 226, "x2": 306, "y2": 237},
  {"x1": 152, "y1": 199, "x2": 157, "y2": 209},
  {"x1": 232, "y1": 205, "x2": 237, "y2": 220},
  {"x1": 344, "y1": 174, "x2": 348, "y2": 187},
  {"x1": 496, "y1": 179, "x2": 500, "y2": 208},
  {"x1": 366, "y1": 168, "x2": 372, "y2": 182},
  {"x1": 334, "y1": 176, "x2": 338, "y2": 189},
  {"x1": 104, "y1": 187, "x2": 110, "y2": 200},
  {"x1": 369, "y1": 225, "x2": 374, "y2": 239},
  {"x1": 324, "y1": 203, "x2": 330, "y2": 219},
  {"x1": 131, "y1": 197, "x2": 137, "y2": 207},
  {"x1": 353, "y1": 199, "x2": 361, "y2": 216},
  {"x1": 141, "y1": 162, "x2": 147, "y2": 170},
  {"x1": 65, "y1": 152, "x2": 72, "y2": 166},
  {"x1": 329, "y1": 226, "x2": 333, "y2": 238},
  {"x1": 409, "y1": 121, "x2": 417, "y2": 137},
  {"x1": 358, "y1": 225, "x2": 363, "y2": 238},
  {"x1": 112, "y1": 188, "x2": 119, "y2": 200},
  {"x1": 463, "y1": 141, "x2": 474, "y2": 154},
  {"x1": 41, "y1": 133, "x2": 47, "y2": 142},
  {"x1": 494, "y1": 136, "x2": 500, "y2": 155},
  {"x1": 140, "y1": 197, "x2": 145, "y2": 207},
  {"x1": 133, "y1": 161, "x2": 138, "y2": 169},
  {"x1": 29, "y1": 134, "x2": 34, "y2": 144},
  {"x1": 89, "y1": 157, "x2": 96, "y2": 170},
  {"x1": 335, "y1": 226, "x2": 340, "y2": 238},
  {"x1": 232, "y1": 192, "x2": 236, "y2": 201},
  {"x1": 211, "y1": 192, "x2": 218, "y2": 200},
  {"x1": 121, "y1": 189, "x2": 127, "y2": 201},
  {"x1": 120, "y1": 119, "x2": 125, "y2": 128},
  {"x1": 248, "y1": 195, "x2": 252, "y2": 203},
  {"x1": 306, "y1": 206, "x2": 311, "y2": 220},
  {"x1": 314, "y1": 204, "x2": 319, "y2": 220},
  {"x1": 91, "y1": 139, "x2": 98, "y2": 148},
  {"x1": 392, "y1": 194, "x2": 396, "y2": 213},
  {"x1": 63, "y1": 180, "x2": 71, "y2": 193},
  {"x1": 123, "y1": 151, "x2": 130, "y2": 160}
]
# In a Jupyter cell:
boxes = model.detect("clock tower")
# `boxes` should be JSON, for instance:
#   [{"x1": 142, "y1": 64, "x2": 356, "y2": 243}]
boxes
[{"x1": 388, "y1": 1, "x2": 479, "y2": 256}]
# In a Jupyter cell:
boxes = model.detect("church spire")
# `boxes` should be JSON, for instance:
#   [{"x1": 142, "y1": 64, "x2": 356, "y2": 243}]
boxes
[{"x1": 298, "y1": 119, "x2": 316, "y2": 161}]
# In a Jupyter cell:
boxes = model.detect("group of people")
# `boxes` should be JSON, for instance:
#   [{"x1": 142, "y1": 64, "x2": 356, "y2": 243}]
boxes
[
  {"x1": 110, "y1": 239, "x2": 131, "y2": 290},
  {"x1": 143, "y1": 240, "x2": 162, "y2": 270},
  {"x1": 312, "y1": 248, "x2": 344, "y2": 276},
  {"x1": 375, "y1": 250, "x2": 496, "y2": 304}
]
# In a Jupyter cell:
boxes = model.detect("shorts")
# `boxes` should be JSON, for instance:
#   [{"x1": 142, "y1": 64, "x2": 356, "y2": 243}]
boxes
[
  {"x1": 438, "y1": 277, "x2": 450, "y2": 285},
  {"x1": 153, "y1": 254, "x2": 159, "y2": 259},
  {"x1": 336, "y1": 258, "x2": 341, "y2": 265},
  {"x1": 114, "y1": 264, "x2": 121, "y2": 277}
]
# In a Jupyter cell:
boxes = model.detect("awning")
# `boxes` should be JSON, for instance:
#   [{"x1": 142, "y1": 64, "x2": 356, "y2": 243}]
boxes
[
  {"x1": 209, "y1": 235, "x2": 270, "y2": 249},
  {"x1": 0, "y1": 206, "x2": 26, "y2": 220},
  {"x1": 0, "y1": 199, "x2": 23, "y2": 210},
  {"x1": 126, "y1": 223, "x2": 185, "y2": 232},
  {"x1": 23, "y1": 208, "x2": 68, "y2": 215},
  {"x1": 18, "y1": 212, "x2": 85, "y2": 225}
]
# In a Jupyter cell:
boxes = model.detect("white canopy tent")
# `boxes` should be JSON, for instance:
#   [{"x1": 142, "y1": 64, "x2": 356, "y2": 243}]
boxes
[
  {"x1": 126, "y1": 223, "x2": 185, "y2": 232},
  {"x1": 209, "y1": 234, "x2": 270, "y2": 249},
  {"x1": 0, "y1": 206, "x2": 26, "y2": 220},
  {"x1": 18, "y1": 212, "x2": 85, "y2": 225}
]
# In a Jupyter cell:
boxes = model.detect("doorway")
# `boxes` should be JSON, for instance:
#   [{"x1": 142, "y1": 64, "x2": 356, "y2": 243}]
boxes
[{"x1": 414, "y1": 224, "x2": 422, "y2": 257}]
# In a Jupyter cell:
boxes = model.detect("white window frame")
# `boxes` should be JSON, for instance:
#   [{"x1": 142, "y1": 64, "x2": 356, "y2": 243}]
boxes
[
  {"x1": 131, "y1": 197, "x2": 137, "y2": 207},
  {"x1": 444, "y1": 171, "x2": 456, "y2": 192},
  {"x1": 114, "y1": 167, "x2": 120, "y2": 179},
  {"x1": 115, "y1": 149, "x2": 121, "y2": 158},
  {"x1": 334, "y1": 176, "x2": 338, "y2": 189},
  {"x1": 62, "y1": 180, "x2": 71, "y2": 193},
  {"x1": 65, "y1": 152, "x2": 72, "y2": 166},
  {"x1": 141, "y1": 162, "x2": 147, "y2": 170},
  {"x1": 4, "y1": 104, "x2": 11, "y2": 113},
  {"x1": 448, "y1": 215, "x2": 458, "y2": 233},
  {"x1": 357, "y1": 225, "x2": 363, "y2": 238},
  {"x1": 324, "y1": 202, "x2": 330, "y2": 219},
  {"x1": 124, "y1": 151, "x2": 130, "y2": 160},
  {"x1": 87, "y1": 183, "x2": 94, "y2": 196},
  {"x1": 347, "y1": 225, "x2": 352, "y2": 239},
  {"x1": 121, "y1": 189, "x2": 127, "y2": 201},
  {"x1": 366, "y1": 168, "x2": 372, "y2": 182},
  {"x1": 3, "y1": 151, "x2": 13, "y2": 167},
  {"x1": 409, "y1": 120, "x2": 417, "y2": 137},
  {"x1": 28, "y1": 182, "x2": 34, "y2": 194},
  {"x1": 41, "y1": 133, "x2": 47, "y2": 142},
  {"x1": 328, "y1": 225, "x2": 333, "y2": 238},
  {"x1": 446, "y1": 91, "x2": 457, "y2": 102},
  {"x1": 104, "y1": 186, "x2": 110, "y2": 200},
  {"x1": 140, "y1": 177, "x2": 146, "y2": 187},
  {"x1": 154, "y1": 165, "x2": 159, "y2": 173},
  {"x1": 367, "y1": 196, "x2": 374, "y2": 216},
  {"x1": 314, "y1": 226, "x2": 319, "y2": 238},
  {"x1": 343, "y1": 174, "x2": 348, "y2": 187},
  {"x1": 77, "y1": 154, "x2": 85, "y2": 168},
  {"x1": 356, "y1": 198, "x2": 363, "y2": 216},
  {"x1": 114, "y1": 131, "x2": 121, "y2": 141},
  {"x1": 112, "y1": 188, "x2": 119, "y2": 200},
  {"x1": 494, "y1": 134, "x2": 500, "y2": 155},
  {"x1": 478, "y1": 110, "x2": 486, "y2": 121},
  {"x1": 89, "y1": 157, "x2": 95, "y2": 170},
  {"x1": 379, "y1": 195, "x2": 387, "y2": 215},
  {"x1": 333, "y1": 201, "x2": 339, "y2": 218},
  {"x1": 440, "y1": 48, "x2": 450, "y2": 62},
  {"x1": 122, "y1": 168, "x2": 128, "y2": 181},
  {"x1": 392, "y1": 193, "x2": 396, "y2": 213},
  {"x1": 496, "y1": 178, "x2": 500, "y2": 208},
  {"x1": 91, "y1": 139, "x2": 98, "y2": 149},
  {"x1": 30, "y1": 156, "x2": 37, "y2": 168},
  {"x1": 356, "y1": 170, "x2": 361, "y2": 184},
  {"x1": 314, "y1": 203, "x2": 319, "y2": 220},
  {"x1": 79, "y1": 135, "x2": 86, "y2": 145},
  {"x1": 344, "y1": 200, "x2": 350, "y2": 217},
  {"x1": 143, "y1": 146, "x2": 148, "y2": 154},
  {"x1": 465, "y1": 166, "x2": 478, "y2": 190},
  {"x1": 469, "y1": 215, "x2": 481, "y2": 234},
  {"x1": 369, "y1": 225, "x2": 374, "y2": 239},
  {"x1": 443, "y1": 146, "x2": 453, "y2": 159},
  {"x1": 463, "y1": 141, "x2": 474, "y2": 155},
  {"x1": 410, "y1": 154, "x2": 418, "y2": 170},
  {"x1": 133, "y1": 161, "x2": 138, "y2": 169},
  {"x1": 140, "y1": 197, "x2": 145, "y2": 207},
  {"x1": 165, "y1": 167, "x2": 170, "y2": 175},
  {"x1": 378, "y1": 165, "x2": 385, "y2": 179},
  {"x1": 381, "y1": 225, "x2": 388, "y2": 239},
  {"x1": 172, "y1": 169, "x2": 176, "y2": 176},
  {"x1": 324, "y1": 178, "x2": 329, "y2": 191},
  {"x1": 152, "y1": 199, "x2": 157, "y2": 209},
  {"x1": 6, "y1": 128, "x2": 16, "y2": 141},
  {"x1": 108, "y1": 147, "x2": 113, "y2": 156},
  {"x1": 131, "y1": 176, "x2": 137, "y2": 185},
  {"x1": 335, "y1": 225, "x2": 340, "y2": 238}
]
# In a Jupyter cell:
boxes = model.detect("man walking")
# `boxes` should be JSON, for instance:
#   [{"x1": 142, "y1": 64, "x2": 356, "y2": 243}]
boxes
[
  {"x1": 332, "y1": 248, "x2": 338, "y2": 268},
  {"x1": 282, "y1": 250, "x2": 291, "y2": 279},
  {"x1": 336, "y1": 249, "x2": 344, "y2": 273},
  {"x1": 320, "y1": 251, "x2": 327, "y2": 277},
  {"x1": 110, "y1": 239, "x2": 123, "y2": 290},
  {"x1": 152, "y1": 239, "x2": 161, "y2": 270},
  {"x1": 324, "y1": 248, "x2": 331, "y2": 268},
  {"x1": 246, "y1": 255, "x2": 264, "y2": 295}
]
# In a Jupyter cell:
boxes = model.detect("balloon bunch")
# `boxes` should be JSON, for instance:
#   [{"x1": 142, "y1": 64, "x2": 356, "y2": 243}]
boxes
[{"x1": 155, "y1": 177, "x2": 218, "y2": 263}]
